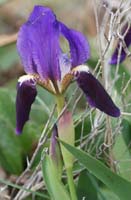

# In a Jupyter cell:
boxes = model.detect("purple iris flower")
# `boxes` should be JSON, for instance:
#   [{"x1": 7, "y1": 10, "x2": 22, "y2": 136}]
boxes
[
  {"x1": 109, "y1": 25, "x2": 131, "y2": 65},
  {"x1": 16, "y1": 5, "x2": 120, "y2": 134}
]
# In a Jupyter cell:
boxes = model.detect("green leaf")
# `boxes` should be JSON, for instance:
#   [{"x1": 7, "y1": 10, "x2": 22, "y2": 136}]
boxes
[
  {"x1": 0, "y1": 89, "x2": 22, "y2": 174},
  {"x1": 77, "y1": 170, "x2": 98, "y2": 200},
  {"x1": 111, "y1": 64, "x2": 131, "y2": 96},
  {"x1": 0, "y1": 88, "x2": 39, "y2": 174},
  {"x1": 0, "y1": 117, "x2": 23, "y2": 174},
  {"x1": 42, "y1": 154, "x2": 70, "y2": 200},
  {"x1": 0, "y1": 0, "x2": 8, "y2": 5},
  {"x1": 75, "y1": 117, "x2": 91, "y2": 146},
  {"x1": 0, "y1": 178, "x2": 49, "y2": 199},
  {"x1": 99, "y1": 188, "x2": 120, "y2": 200},
  {"x1": 121, "y1": 119, "x2": 131, "y2": 146},
  {"x1": 61, "y1": 141, "x2": 131, "y2": 200},
  {"x1": 113, "y1": 132, "x2": 131, "y2": 181},
  {"x1": 0, "y1": 43, "x2": 19, "y2": 70}
]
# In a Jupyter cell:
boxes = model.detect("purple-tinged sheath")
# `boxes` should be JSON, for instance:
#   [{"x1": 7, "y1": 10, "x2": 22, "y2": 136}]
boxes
[
  {"x1": 49, "y1": 124, "x2": 63, "y2": 177},
  {"x1": 49, "y1": 124, "x2": 58, "y2": 161},
  {"x1": 58, "y1": 110, "x2": 75, "y2": 169}
]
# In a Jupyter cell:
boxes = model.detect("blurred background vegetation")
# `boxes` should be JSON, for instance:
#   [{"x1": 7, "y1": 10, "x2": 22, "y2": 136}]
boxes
[{"x1": 0, "y1": 0, "x2": 131, "y2": 199}]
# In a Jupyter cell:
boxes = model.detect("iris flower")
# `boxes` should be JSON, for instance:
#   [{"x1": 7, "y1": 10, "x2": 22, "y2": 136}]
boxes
[
  {"x1": 109, "y1": 25, "x2": 131, "y2": 65},
  {"x1": 16, "y1": 5, "x2": 120, "y2": 134}
]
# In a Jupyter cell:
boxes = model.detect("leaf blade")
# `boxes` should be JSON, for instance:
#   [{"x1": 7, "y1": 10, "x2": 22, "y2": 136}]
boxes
[
  {"x1": 61, "y1": 141, "x2": 131, "y2": 200},
  {"x1": 42, "y1": 154, "x2": 70, "y2": 200}
]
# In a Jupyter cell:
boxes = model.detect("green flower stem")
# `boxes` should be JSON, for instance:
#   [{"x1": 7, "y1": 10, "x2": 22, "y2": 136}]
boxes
[
  {"x1": 55, "y1": 95, "x2": 65, "y2": 114},
  {"x1": 56, "y1": 94, "x2": 77, "y2": 200},
  {"x1": 66, "y1": 167, "x2": 77, "y2": 200}
]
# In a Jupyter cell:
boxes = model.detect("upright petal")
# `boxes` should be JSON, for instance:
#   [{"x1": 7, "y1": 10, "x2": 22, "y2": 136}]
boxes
[
  {"x1": 60, "y1": 22, "x2": 90, "y2": 67},
  {"x1": 16, "y1": 75, "x2": 37, "y2": 134},
  {"x1": 109, "y1": 26, "x2": 131, "y2": 65},
  {"x1": 59, "y1": 54, "x2": 71, "y2": 80},
  {"x1": 17, "y1": 6, "x2": 61, "y2": 81},
  {"x1": 73, "y1": 65, "x2": 120, "y2": 117}
]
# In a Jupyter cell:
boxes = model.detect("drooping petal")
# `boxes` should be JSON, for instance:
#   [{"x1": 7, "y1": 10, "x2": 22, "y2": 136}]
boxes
[
  {"x1": 73, "y1": 65, "x2": 120, "y2": 117},
  {"x1": 17, "y1": 6, "x2": 61, "y2": 81},
  {"x1": 109, "y1": 26, "x2": 131, "y2": 65},
  {"x1": 59, "y1": 22, "x2": 90, "y2": 67},
  {"x1": 16, "y1": 75, "x2": 37, "y2": 134}
]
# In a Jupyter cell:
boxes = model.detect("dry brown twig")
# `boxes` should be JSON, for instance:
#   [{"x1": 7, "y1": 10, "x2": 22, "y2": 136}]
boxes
[{"x1": 0, "y1": 33, "x2": 17, "y2": 47}]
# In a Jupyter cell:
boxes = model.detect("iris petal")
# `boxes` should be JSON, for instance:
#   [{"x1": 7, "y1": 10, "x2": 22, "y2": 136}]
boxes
[
  {"x1": 74, "y1": 66, "x2": 120, "y2": 117},
  {"x1": 109, "y1": 26, "x2": 131, "y2": 65},
  {"x1": 17, "y1": 5, "x2": 90, "y2": 83},
  {"x1": 16, "y1": 76, "x2": 37, "y2": 134},
  {"x1": 17, "y1": 6, "x2": 61, "y2": 81},
  {"x1": 60, "y1": 22, "x2": 90, "y2": 67},
  {"x1": 109, "y1": 45, "x2": 126, "y2": 65}
]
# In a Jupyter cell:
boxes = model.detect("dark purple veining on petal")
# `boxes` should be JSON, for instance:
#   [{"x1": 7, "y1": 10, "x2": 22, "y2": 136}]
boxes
[
  {"x1": 109, "y1": 26, "x2": 131, "y2": 65},
  {"x1": 16, "y1": 78, "x2": 37, "y2": 134},
  {"x1": 60, "y1": 22, "x2": 90, "y2": 67},
  {"x1": 76, "y1": 71, "x2": 120, "y2": 117}
]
